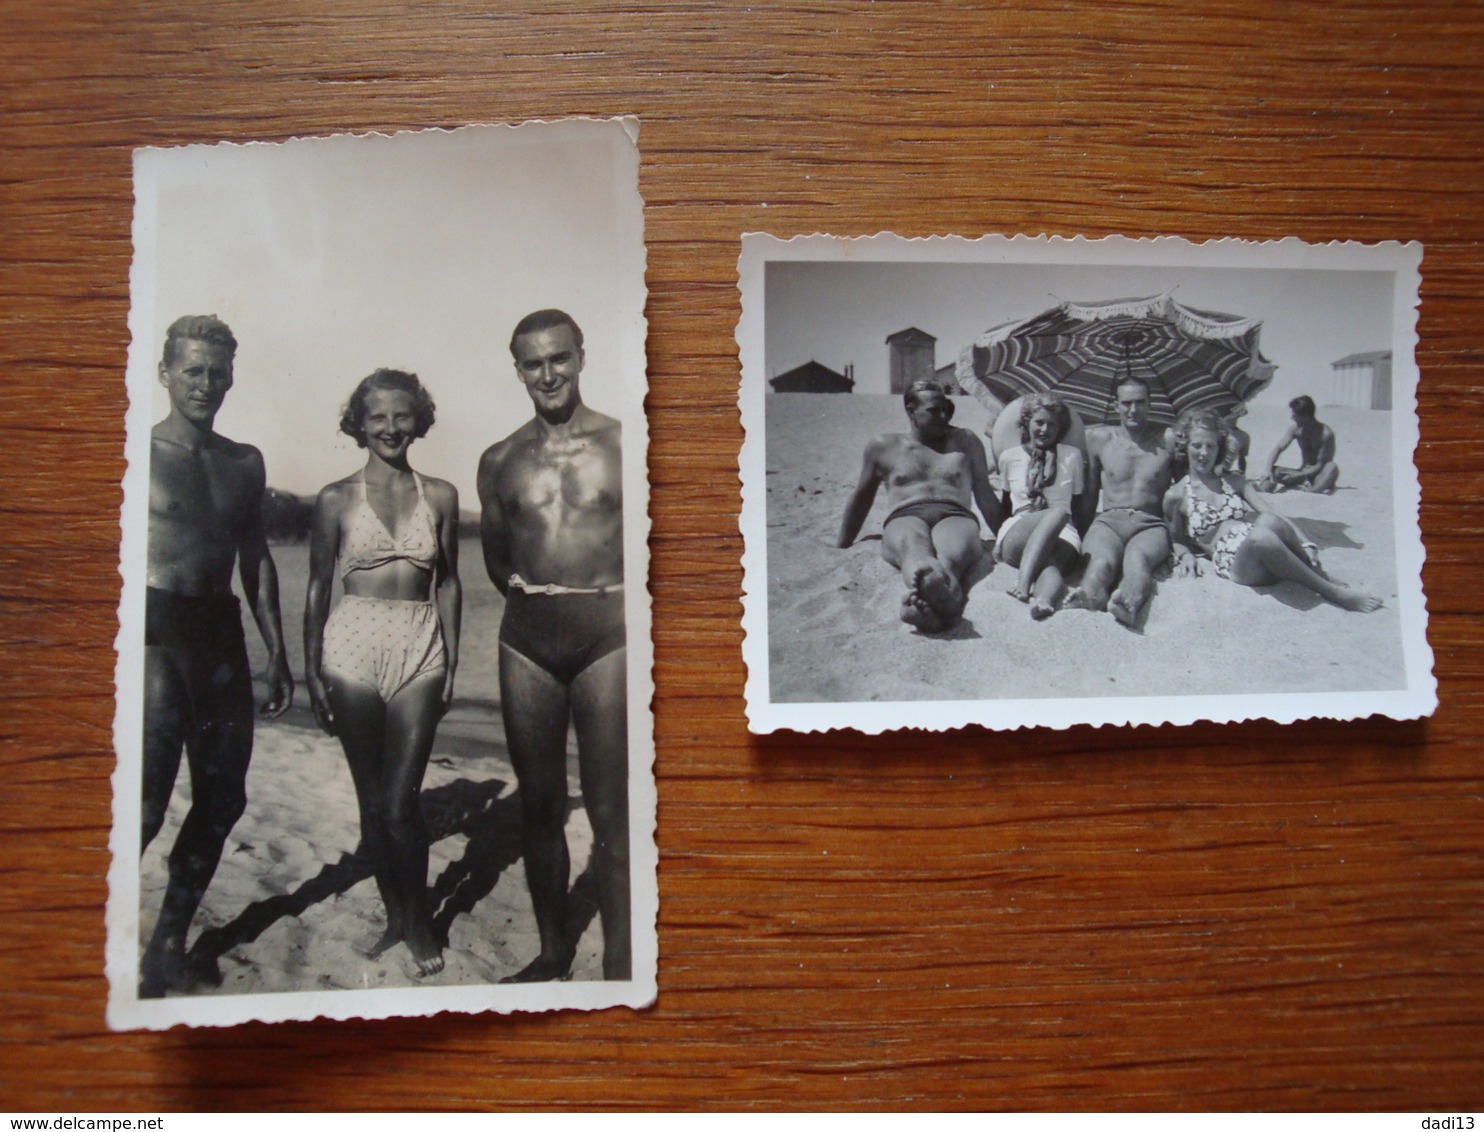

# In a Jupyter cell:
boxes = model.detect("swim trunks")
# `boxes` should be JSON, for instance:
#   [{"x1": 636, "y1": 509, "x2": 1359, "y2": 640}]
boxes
[
  {"x1": 500, "y1": 587, "x2": 626, "y2": 685},
  {"x1": 144, "y1": 586, "x2": 254, "y2": 752},
  {"x1": 883, "y1": 498, "x2": 979, "y2": 530},
  {"x1": 322, "y1": 594, "x2": 446, "y2": 701},
  {"x1": 996, "y1": 508, "x2": 1082, "y2": 557},
  {"x1": 1088, "y1": 507, "x2": 1168, "y2": 546}
]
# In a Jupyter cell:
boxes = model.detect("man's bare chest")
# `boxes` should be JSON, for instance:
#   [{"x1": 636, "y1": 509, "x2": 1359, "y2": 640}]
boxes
[
  {"x1": 499, "y1": 440, "x2": 621, "y2": 518},
  {"x1": 149, "y1": 444, "x2": 253, "y2": 531}
]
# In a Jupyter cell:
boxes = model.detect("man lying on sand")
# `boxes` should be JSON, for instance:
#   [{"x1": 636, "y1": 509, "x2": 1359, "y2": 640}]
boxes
[
  {"x1": 1067, "y1": 374, "x2": 1175, "y2": 628},
  {"x1": 837, "y1": 379, "x2": 1001, "y2": 632},
  {"x1": 1257, "y1": 394, "x2": 1339, "y2": 494}
]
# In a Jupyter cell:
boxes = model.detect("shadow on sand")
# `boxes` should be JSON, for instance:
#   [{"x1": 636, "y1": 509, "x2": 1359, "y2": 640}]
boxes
[{"x1": 188, "y1": 776, "x2": 597, "y2": 969}]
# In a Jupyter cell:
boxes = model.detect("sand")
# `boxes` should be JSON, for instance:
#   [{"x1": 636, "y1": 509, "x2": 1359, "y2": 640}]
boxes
[
  {"x1": 139, "y1": 544, "x2": 607, "y2": 994},
  {"x1": 764, "y1": 395, "x2": 1408, "y2": 704}
]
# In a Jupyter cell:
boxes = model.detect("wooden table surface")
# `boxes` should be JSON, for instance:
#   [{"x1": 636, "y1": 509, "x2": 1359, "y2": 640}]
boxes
[{"x1": 2, "y1": 0, "x2": 1481, "y2": 1111}]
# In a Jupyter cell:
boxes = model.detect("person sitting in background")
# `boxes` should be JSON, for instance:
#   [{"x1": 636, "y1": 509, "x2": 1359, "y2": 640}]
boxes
[
  {"x1": 995, "y1": 393, "x2": 1085, "y2": 620},
  {"x1": 1257, "y1": 395, "x2": 1339, "y2": 493},
  {"x1": 1165, "y1": 410, "x2": 1379, "y2": 611},
  {"x1": 838, "y1": 380, "x2": 1002, "y2": 632}
]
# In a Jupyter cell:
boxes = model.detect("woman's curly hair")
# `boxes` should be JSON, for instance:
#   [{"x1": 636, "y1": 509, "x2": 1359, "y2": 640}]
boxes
[
  {"x1": 1018, "y1": 392, "x2": 1072, "y2": 449},
  {"x1": 339, "y1": 369, "x2": 437, "y2": 447}
]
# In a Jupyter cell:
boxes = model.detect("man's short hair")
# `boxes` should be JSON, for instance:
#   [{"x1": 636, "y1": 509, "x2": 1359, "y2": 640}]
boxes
[
  {"x1": 1289, "y1": 395, "x2": 1316, "y2": 417},
  {"x1": 509, "y1": 309, "x2": 584, "y2": 357},
  {"x1": 1113, "y1": 373, "x2": 1151, "y2": 399},
  {"x1": 162, "y1": 315, "x2": 237, "y2": 366},
  {"x1": 903, "y1": 379, "x2": 952, "y2": 414}
]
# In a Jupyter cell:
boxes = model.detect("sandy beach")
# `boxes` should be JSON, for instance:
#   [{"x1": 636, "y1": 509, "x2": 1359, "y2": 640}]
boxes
[
  {"x1": 764, "y1": 395, "x2": 1408, "y2": 705},
  {"x1": 139, "y1": 540, "x2": 608, "y2": 994}
]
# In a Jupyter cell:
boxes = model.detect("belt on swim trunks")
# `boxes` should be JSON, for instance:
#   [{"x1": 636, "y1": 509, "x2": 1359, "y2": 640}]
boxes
[{"x1": 509, "y1": 573, "x2": 624, "y2": 596}]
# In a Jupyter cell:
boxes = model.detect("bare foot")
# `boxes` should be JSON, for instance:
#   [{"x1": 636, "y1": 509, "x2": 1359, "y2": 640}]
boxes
[
  {"x1": 899, "y1": 591, "x2": 943, "y2": 631},
  {"x1": 1336, "y1": 589, "x2": 1383, "y2": 613},
  {"x1": 1009, "y1": 581, "x2": 1031, "y2": 603},
  {"x1": 1107, "y1": 589, "x2": 1141, "y2": 628},
  {"x1": 406, "y1": 926, "x2": 444, "y2": 978},
  {"x1": 1030, "y1": 597, "x2": 1056, "y2": 621},
  {"x1": 500, "y1": 952, "x2": 574, "y2": 984},
  {"x1": 359, "y1": 926, "x2": 402, "y2": 961},
  {"x1": 1062, "y1": 587, "x2": 1097, "y2": 611}
]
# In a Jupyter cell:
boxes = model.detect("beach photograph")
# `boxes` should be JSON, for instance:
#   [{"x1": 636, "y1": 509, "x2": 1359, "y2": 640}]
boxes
[
  {"x1": 110, "y1": 121, "x2": 655, "y2": 1028},
  {"x1": 740, "y1": 236, "x2": 1434, "y2": 733}
]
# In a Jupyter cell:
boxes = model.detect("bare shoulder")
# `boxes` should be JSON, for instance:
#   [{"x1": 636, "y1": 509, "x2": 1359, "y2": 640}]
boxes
[
  {"x1": 1085, "y1": 424, "x2": 1116, "y2": 453},
  {"x1": 420, "y1": 475, "x2": 459, "y2": 512},
  {"x1": 478, "y1": 425, "x2": 530, "y2": 476},
  {"x1": 314, "y1": 473, "x2": 359, "y2": 512},
  {"x1": 948, "y1": 425, "x2": 987, "y2": 456}
]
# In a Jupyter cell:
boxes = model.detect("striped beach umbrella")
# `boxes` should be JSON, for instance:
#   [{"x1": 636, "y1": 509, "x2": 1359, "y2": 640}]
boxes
[{"x1": 953, "y1": 293, "x2": 1276, "y2": 426}]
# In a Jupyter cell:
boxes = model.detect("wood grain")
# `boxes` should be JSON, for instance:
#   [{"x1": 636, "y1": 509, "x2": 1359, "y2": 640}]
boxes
[{"x1": 1, "y1": 0, "x2": 1481, "y2": 1110}]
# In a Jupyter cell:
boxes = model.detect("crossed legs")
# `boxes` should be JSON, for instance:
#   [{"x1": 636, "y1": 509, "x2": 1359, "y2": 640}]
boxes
[
  {"x1": 882, "y1": 514, "x2": 982, "y2": 631},
  {"x1": 500, "y1": 644, "x2": 631, "y2": 982},
  {"x1": 1228, "y1": 516, "x2": 1381, "y2": 611}
]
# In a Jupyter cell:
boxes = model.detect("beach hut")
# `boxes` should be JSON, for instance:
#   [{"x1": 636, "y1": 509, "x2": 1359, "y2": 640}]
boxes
[
  {"x1": 886, "y1": 327, "x2": 936, "y2": 394},
  {"x1": 1329, "y1": 350, "x2": 1392, "y2": 410},
  {"x1": 770, "y1": 360, "x2": 854, "y2": 393}
]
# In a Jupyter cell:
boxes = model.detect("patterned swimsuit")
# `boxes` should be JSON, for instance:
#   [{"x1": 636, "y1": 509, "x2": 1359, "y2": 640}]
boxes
[{"x1": 1185, "y1": 476, "x2": 1252, "y2": 580}]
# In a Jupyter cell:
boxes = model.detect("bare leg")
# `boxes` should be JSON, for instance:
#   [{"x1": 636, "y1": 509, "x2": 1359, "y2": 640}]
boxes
[
  {"x1": 1252, "y1": 512, "x2": 1320, "y2": 568},
  {"x1": 1030, "y1": 540, "x2": 1078, "y2": 620},
  {"x1": 382, "y1": 672, "x2": 446, "y2": 976},
  {"x1": 571, "y1": 648, "x2": 630, "y2": 980},
  {"x1": 1305, "y1": 461, "x2": 1339, "y2": 493},
  {"x1": 1067, "y1": 518, "x2": 1120, "y2": 612},
  {"x1": 995, "y1": 516, "x2": 1034, "y2": 600},
  {"x1": 1230, "y1": 526, "x2": 1380, "y2": 611},
  {"x1": 325, "y1": 677, "x2": 403, "y2": 957},
  {"x1": 1016, "y1": 507, "x2": 1069, "y2": 606},
  {"x1": 926, "y1": 515, "x2": 982, "y2": 621},
  {"x1": 881, "y1": 516, "x2": 944, "y2": 629},
  {"x1": 499, "y1": 643, "x2": 577, "y2": 982},
  {"x1": 1108, "y1": 525, "x2": 1171, "y2": 627}
]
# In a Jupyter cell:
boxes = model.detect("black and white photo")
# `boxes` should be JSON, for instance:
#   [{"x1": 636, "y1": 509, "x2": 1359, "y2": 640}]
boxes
[
  {"x1": 738, "y1": 234, "x2": 1434, "y2": 733},
  {"x1": 110, "y1": 121, "x2": 656, "y2": 1029}
]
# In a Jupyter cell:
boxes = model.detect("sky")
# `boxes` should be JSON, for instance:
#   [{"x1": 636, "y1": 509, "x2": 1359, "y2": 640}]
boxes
[
  {"x1": 763, "y1": 259, "x2": 1398, "y2": 410},
  {"x1": 130, "y1": 121, "x2": 645, "y2": 503}
]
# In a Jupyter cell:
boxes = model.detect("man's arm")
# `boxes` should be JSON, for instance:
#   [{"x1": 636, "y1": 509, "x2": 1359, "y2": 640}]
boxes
[
  {"x1": 430, "y1": 481, "x2": 462, "y2": 716},
  {"x1": 1075, "y1": 431, "x2": 1104, "y2": 533},
  {"x1": 1258, "y1": 424, "x2": 1298, "y2": 484},
  {"x1": 958, "y1": 429, "x2": 1003, "y2": 534},
  {"x1": 303, "y1": 484, "x2": 342, "y2": 734},
  {"x1": 837, "y1": 438, "x2": 884, "y2": 548},
  {"x1": 476, "y1": 445, "x2": 513, "y2": 595},
  {"x1": 1297, "y1": 425, "x2": 1337, "y2": 477},
  {"x1": 237, "y1": 450, "x2": 292, "y2": 717},
  {"x1": 1163, "y1": 482, "x2": 1198, "y2": 576}
]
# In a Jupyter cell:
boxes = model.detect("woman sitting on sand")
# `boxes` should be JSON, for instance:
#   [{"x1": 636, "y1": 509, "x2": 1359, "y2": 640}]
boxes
[
  {"x1": 995, "y1": 393, "x2": 1085, "y2": 620},
  {"x1": 1163, "y1": 410, "x2": 1380, "y2": 612},
  {"x1": 305, "y1": 369, "x2": 462, "y2": 976}
]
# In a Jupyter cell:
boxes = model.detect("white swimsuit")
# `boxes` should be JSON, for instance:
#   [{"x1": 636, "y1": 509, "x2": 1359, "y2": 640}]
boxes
[{"x1": 322, "y1": 471, "x2": 447, "y2": 701}]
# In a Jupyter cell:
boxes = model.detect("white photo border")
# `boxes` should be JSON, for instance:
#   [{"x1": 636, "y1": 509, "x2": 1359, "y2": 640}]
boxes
[{"x1": 738, "y1": 233, "x2": 1434, "y2": 734}]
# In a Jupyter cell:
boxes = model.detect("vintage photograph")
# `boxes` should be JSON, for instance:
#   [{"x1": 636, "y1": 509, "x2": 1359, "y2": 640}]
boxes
[
  {"x1": 108, "y1": 121, "x2": 656, "y2": 1028},
  {"x1": 738, "y1": 234, "x2": 1434, "y2": 733}
]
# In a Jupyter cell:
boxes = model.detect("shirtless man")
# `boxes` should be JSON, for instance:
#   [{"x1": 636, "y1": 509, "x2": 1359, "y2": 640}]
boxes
[
  {"x1": 141, "y1": 315, "x2": 293, "y2": 997},
  {"x1": 1258, "y1": 395, "x2": 1340, "y2": 493},
  {"x1": 477, "y1": 309, "x2": 629, "y2": 982},
  {"x1": 838, "y1": 379, "x2": 1001, "y2": 632},
  {"x1": 1068, "y1": 375, "x2": 1175, "y2": 628}
]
